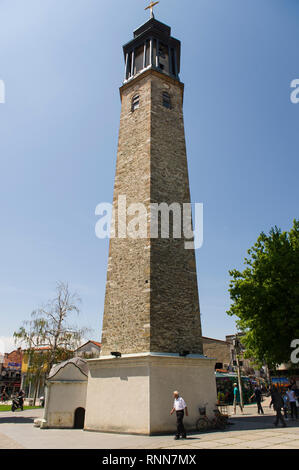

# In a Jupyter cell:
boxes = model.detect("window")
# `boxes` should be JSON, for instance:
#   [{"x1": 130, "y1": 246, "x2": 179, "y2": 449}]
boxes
[
  {"x1": 162, "y1": 92, "x2": 171, "y2": 109},
  {"x1": 134, "y1": 45, "x2": 144, "y2": 75},
  {"x1": 145, "y1": 39, "x2": 151, "y2": 67},
  {"x1": 158, "y1": 43, "x2": 169, "y2": 72},
  {"x1": 126, "y1": 53, "x2": 132, "y2": 80},
  {"x1": 132, "y1": 95, "x2": 140, "y2": 112}
]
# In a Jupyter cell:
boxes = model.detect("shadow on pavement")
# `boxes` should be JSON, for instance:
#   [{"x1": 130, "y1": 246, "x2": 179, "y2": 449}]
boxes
[
  {"x1": 0, "y1": 416, "x2": 35, "y2": 424},
  {"x1": 225, "y1": 415, "x2": 299, "y2": 432},
  {"x1": 186, "y1": 415, "x2": 299, "y2": 436},
  {"x1": 183, "y1": 437, "x2": 200, "y2": 440}
]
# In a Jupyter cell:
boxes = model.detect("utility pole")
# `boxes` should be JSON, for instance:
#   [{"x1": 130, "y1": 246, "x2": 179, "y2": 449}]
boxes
[{"x1": 233, "y1": 335, "x2": 244, "y2": 409}]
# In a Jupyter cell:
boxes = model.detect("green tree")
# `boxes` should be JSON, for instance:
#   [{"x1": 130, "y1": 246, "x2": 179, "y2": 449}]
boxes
[{"x1": 227, "y1": 219, "x2": 299, "y2": 369}]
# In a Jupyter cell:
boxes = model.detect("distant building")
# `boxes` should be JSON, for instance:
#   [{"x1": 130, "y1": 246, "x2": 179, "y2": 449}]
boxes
[
  {"x1": 21, "y1": 342, "x2": 101, "y2": 401},
  {"x1": 0, "y1": 348, "x2": 23, "y2": 398},
  {"x1": 202, "y1": 334, "x2": 265, "y2": 377},
  {"x1": 225, "y1": 334, "x2": 253, "y2": 374},
  {"x1": 225, "y1": 334, "x2": 264, "y2": 377},
  {"x1": 21, "y1": 346, "x2": 52, "y2": 400},
  {"x1": 74, "y1": 341, "x2": 101, "y2": 359},
  {"x1": 202, "y1": 337, "x2": 231, "y2": 371}
]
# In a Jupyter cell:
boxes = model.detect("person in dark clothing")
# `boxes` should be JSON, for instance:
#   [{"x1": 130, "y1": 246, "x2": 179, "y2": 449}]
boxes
[
  {"x1": 250, "y1": 386, "x2": 264, "y2": 414},
  {"x1": 17, "y1": 389, "x2": 25, "y2": 411},
  {"x1": 270, "y1": 387, "x2": 286, "y2": 427},
  {"x1": 1, "y1": 387, "x2": 8, "y2": 402}
]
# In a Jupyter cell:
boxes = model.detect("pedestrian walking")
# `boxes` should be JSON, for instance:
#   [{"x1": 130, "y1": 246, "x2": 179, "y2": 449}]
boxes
[
  {"x1": 250, "y1": 385, "x2": 264, "y2": 415},
  {"x1": 282, "y1": 391, "x2": 289, "y2": 420},
  {"x1": 286, "y1": 386, "x2": 298, "y2": 420},
  {"x1": 270, "y1": 386, "x2": 287, "y2": 427},
  {"x1": 233, "y1": 383, "x2": 243, "y2": 414},
  {"x1": 0, "y1": 387, "x2": 8, "y2": 402},
  {"x1": 17, "y1": 389, "x2": 25, "y2": 411},
  {"x1": 170, "y1": 391, "x2": 188, "y2": 440}
]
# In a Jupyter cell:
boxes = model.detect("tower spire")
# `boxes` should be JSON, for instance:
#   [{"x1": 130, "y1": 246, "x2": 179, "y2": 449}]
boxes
[{"x1": 145, "y1": 1, "x2": 159, "y2": 19}]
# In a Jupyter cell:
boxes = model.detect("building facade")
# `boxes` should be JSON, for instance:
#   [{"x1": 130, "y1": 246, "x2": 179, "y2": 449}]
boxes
[
  {"x1": 21, "y1": 347, "x2": 52, "y2": 400},
  {"x1": 202, "y1": 337, "x2": 231, "y2": 370},
  {"x1": 0, "y1": 348, "x2": 22, "y2": 399},
  {"x1": 74, "y1": 341, "x2": 101, "y2": 358}
]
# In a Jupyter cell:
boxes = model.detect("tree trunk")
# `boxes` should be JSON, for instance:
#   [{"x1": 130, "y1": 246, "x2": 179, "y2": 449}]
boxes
[{"x1": 33, "y1": 374, "x2": 40, "y2": 407}]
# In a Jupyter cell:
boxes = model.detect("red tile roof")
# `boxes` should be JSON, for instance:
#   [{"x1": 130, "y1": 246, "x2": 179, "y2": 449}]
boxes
[
  {"x1": 90, "y1": 341, "x2": 101, "y2": 348},
  {"x1": 74, "y1": 340, "x2": 102, "y2": 351}
]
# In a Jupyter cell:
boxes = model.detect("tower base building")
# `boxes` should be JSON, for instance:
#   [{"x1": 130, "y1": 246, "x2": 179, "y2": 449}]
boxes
[{"x1": 84, "y1": 353, "x2": 216, "y2": 435}]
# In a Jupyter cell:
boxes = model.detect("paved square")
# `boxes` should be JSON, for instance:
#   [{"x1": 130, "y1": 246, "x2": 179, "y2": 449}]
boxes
[{"x1": 0, "y1": 398, "x2": 298, "y2": 449}]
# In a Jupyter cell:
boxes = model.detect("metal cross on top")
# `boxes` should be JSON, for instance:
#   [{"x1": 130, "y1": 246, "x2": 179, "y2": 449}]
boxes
[{"x1": 145, "y1": 1, "x2": 160, "y2": 19}]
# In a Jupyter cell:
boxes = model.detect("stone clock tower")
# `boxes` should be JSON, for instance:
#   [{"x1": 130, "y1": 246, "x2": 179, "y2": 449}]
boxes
[
  {"x1": 100, "y1": 16, "x2": 203, "y2": 357},
  {"x1": 84, "y1": 12, "x2": 217, "y2": 435}
]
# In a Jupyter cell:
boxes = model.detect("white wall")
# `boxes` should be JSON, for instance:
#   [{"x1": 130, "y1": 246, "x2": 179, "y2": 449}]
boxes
[
  {"x1": 45, "y1": 362, "x2": 88, "y2": 429},
  {"x1": 47, "y1": 381, "x2": 87, "y2": 428},
  {"x1": 149, "y1": 357, "x2": 217, "y2": 433},
  {"x1": 85, "y1": 359, "x2": 150, "y2": 434},
  {"x1": 84, "y1": 354, "x2": 217, "y2": 435}
]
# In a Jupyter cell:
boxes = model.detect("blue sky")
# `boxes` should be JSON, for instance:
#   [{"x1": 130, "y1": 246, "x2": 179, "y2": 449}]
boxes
[{"x1": 0, "y1": 0, "x2": 298, "y2": 352}]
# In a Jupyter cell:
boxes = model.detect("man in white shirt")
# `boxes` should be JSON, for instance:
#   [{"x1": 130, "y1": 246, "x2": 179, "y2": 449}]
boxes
[
  {"x1": 286, "y1": 386, "x2": 298, "y2": 420},
  {"x1": 170, "y1": 391, "x2": 188, "y2": 440}
]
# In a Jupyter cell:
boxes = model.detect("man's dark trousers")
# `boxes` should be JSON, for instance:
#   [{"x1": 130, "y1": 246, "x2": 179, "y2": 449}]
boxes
[
  {"x1": 290, "y1": 402, "x2": 298, "y2": 420},
  {"x1": 257, "y1": 400, "x2": 264, "y2": 414},
  {"x1": 176, "y1": 410, "x2": 186, "y2": 438}
]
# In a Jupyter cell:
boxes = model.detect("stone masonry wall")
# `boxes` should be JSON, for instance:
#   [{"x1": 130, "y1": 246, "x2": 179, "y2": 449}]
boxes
[
  {"x1": 150, "y1": 73, "x2": 203, "y2": 354},
  {"x1": 101, "y1": 69, "x2": 203, "y2": 355},
  {"x1": 101, "y1": 74, "x2": 152, "y2": 355}
]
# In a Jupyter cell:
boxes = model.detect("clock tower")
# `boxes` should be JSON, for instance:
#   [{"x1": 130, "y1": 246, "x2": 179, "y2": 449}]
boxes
[
  {"x1": 101, "y1": 14, "x2": 203, "y2": 357},
  {"x1": 85, "y1": 11, "x2": 217, "y2": 435}
]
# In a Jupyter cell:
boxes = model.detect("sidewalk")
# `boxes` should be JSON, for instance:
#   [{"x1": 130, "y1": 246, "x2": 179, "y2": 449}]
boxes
[{"x1": 0, "y1": 398, "x2": 299, "y2": 449}]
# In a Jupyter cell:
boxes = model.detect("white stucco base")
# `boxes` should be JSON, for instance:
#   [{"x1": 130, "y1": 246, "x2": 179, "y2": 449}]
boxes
[
  {"x1": 84, "y1": 353, "x2": 217, "y2": 435},
  {"x1": 40, "y1": 358, "x2": 88, "y2": 429},
  {"x1": 44, "y1": 381, "x2": 87, "y2": 428}
]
